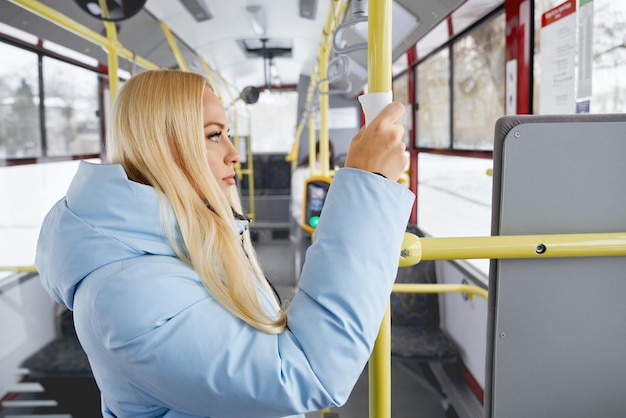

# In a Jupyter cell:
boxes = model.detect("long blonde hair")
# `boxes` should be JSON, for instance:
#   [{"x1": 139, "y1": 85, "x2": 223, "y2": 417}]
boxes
[{"x1": 109, "y1": 69, "x2": 287, "y2": 333}]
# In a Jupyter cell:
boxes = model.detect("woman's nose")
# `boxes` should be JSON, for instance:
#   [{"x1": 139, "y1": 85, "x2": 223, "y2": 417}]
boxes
[{"x1": 226, "y1": 140, "x2": 241, "y2": 165}]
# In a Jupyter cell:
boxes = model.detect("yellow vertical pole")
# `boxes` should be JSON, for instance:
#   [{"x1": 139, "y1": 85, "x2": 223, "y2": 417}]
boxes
[
  {"x1": 368, "y1": 0, "x2": 393, "y2": 90},
  {"x1": 11, "y1": 0, "x2": 158, "y2": 72},
  {"x1": 319, "y1": 43, "x2": 330, "y2": 177},
  {"x1": 98, "y1": 0, "x2": 119, "y2": 104},
  {"x1": 308, "y1": 112, "x2": 317, "y2": 176},
  {"x1": 103, "y1": 21, "x2": 119, "y2": 105},
  {"x1": 317, "y1": 0, "x2": 339, "y2": 177},
  {"x1": 317, "y1": 0, "x2": 344, "y2": 177},
  {"x1": 245, "y1": 109, "x2": 255, "y2": 220},
  {"x1": 367, "y1": 0, "x2": 393, "y2": 417},
  {"x1": 317, "y1": 0, "x2": 335, "y2": 178},
  {"x1": 289, "y1": 119, "x2": 306, "y2": 167}
]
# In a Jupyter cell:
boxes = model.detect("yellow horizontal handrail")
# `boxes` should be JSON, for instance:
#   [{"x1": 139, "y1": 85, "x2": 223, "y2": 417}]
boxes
[
  {"x1": 375, "y1": 231, "x2": 626, "y2": 418},
  {"x1": 10, "y1": 0, "x2": 159, "y2": 70},
  {"x1": 400, "y1": 232, "x2": 626, "y2": 266},
  {"x1": 0, "y1": 265, "x2": 37, "y2": 273},
  {"x1": 3, "y1": 232, "x2": 625, "y2": 280},
  {"x1": 393, "y1": 283, "x2": 488, "y2": 301}
]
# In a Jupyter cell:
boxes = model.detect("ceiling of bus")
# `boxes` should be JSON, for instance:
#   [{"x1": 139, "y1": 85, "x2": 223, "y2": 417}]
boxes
[{"x1": 0, "y1": 0, "x2": 500, "y2": 98}]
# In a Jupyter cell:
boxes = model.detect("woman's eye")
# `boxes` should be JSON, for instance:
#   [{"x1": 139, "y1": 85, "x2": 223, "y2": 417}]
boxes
[{"x1": 207, "y1": 131, "x2": 221, "y2": 142}]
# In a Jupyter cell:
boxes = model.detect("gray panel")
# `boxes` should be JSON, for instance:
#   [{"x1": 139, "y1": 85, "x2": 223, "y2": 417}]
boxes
[
  {"x1": 486, "y1": 115, "x2": 626, "y2": 418},
  {"x1": 393, "y1": 0, "x2": 466, "y2": 61},
  {"x1": 499, "y1": 121, "x2": 626, "y2": 235}
]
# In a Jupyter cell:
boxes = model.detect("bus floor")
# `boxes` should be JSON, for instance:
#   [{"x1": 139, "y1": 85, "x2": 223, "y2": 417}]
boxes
[{"x1": 253, "y1": 237, "x2": 450, "y2": 418}]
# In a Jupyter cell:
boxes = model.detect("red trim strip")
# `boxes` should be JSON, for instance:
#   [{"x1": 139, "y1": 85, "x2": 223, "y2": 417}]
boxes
[{"x1": 463, "y1": 366, "x2": 484, "y2": 405}]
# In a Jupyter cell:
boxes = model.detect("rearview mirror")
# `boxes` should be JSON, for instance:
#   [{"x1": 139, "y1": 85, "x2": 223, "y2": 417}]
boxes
[
  {"x1": 74, "y1": 0, "x2": 147, "y2": 21},
  {"x1": 240, "y1": 86, "x2": 260, "y2": 105}
]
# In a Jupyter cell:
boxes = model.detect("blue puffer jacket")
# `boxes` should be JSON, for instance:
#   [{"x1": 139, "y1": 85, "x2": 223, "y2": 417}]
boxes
[{"x1": 35, "y1": 161, "x2": 414, "y2": 418}]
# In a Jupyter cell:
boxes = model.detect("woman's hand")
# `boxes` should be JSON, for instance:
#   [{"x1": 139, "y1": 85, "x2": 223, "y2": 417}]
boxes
[{"x1": 343, "y1": 102, "x2": 408, "y2": 181}]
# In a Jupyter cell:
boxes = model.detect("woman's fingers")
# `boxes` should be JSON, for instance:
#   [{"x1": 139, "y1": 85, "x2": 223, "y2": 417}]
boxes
[
  {"x1": 344, "y1": 102, "x2": 408, "y2": 181},
  {"x1": 370, "y1": 101, "x2": 405, "y2": 126}
]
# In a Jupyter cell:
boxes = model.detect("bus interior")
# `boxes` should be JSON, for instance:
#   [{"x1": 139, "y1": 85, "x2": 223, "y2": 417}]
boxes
[{"x1": 1, "y1": 0, "x2": 626, "y2": 417}]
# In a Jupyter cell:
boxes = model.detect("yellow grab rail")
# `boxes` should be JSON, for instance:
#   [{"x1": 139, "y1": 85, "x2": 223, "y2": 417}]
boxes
[
  {"x1": 8, "y1": 0, "x2": 160, "y2": 102},
  {"x1": 364, "y1": 283, "x2": 488, "y2": 418},
  {"x1": 3, "y1": 230, "x2": 626, "y2": 418},
  {"x1": 5, "y1": 231, "x2": 623, "y2": 283},
  {"x1": 366, "y1": 0, "x2": 393, "y2": 415},
  {"x1": 393, "y1": 283, "x2": 488, "y2": 301},
  {"x1": 368, "y1": 230, "x2": 626, "y2": 418},
  {"x1": 291, "y1": 0, "x2": 347, "y2": 173},
  {"x1": 399, "y1": 231, "x2": 626, "y2": 266},
  {"x1": 0, "y1": 266, "x2": 37, "y2": 273},
  {"x1": 9, "y1": 0, "x2": 158, "y2": 69},
  {"x1": 160, "y1": 22, "x2": 189, "y2": 72}
]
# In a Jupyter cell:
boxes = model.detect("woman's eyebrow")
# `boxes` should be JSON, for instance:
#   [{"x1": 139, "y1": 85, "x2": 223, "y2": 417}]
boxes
[{"x1": 204, "y1": 121, "x2": 226, "y2": 129}]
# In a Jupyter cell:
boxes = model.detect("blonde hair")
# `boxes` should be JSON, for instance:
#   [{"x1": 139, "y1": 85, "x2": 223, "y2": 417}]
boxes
[{"x1": 109, "y1": 69, "x2": 287, "y2": 333}]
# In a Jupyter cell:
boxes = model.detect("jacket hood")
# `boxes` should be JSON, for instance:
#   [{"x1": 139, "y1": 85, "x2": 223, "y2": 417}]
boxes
[{"x1": 35, "y1": 161, "x2": 248, "y2": 309}]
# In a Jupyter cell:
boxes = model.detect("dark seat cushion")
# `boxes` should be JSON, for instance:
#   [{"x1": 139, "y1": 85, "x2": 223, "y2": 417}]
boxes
[
  {"x1": 21, "y1": 335, "x2": 93, "y2": 378},
  {"x1": 391, "y1": 325, "x2": 459, "y2": 363},
  {"x1": 389, "y1": 225, "x2": 459, "y2": 364},
  {"x1": 21, "y1": 310, "x2": 92, "y2": 378},
  {"x1": 390, "y1": 259, "x2": 440, "y2": 327}
]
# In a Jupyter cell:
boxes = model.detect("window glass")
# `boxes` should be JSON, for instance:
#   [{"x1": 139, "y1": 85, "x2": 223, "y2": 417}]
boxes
[
  {"x1": 452, "y1": 13, "x2": 505, "y2": 150},
  {"x1": 417, "y1": 153, "x2": 493, "y2": 275},
  {"x1": 42, "y1": 57, "x2": 101, "y2": 156},
  {"x1": 392, "y1": 71, "x2": 411, "y2": 146},
  {"x1": 249, "y1": 90, "x2": 297, "y2": 153},
  {"x1": 392, "y1": 53, "x2": 408, "y2": 77},
  {"x1": 534, "y1": 0, "x2": 626, "y2": 114},
  {"x1": 0, "y1": 42, "x2": 41, "y2": 158},
  {"x1": 0, "y1": 160, "x2": 100, "y2": 280},
  {"x1": 591, "y1": 1, "x2": 626, "y2": 112},
  {"x1": 416, "y1": 48, "x2": 450, "y2": 148}
]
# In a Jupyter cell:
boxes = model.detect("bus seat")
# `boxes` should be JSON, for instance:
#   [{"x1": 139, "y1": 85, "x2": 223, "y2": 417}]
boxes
[
  {"x1": 390, "y1": 226, "x2": 458, "y2": 363},
  {"x1": 262, "y1": 154, "x2": 291, "y2": 195},
  {"x1": 389, "y1": 225, "x2": 460, "y2": 415},
  {"x1": 239, "y1": 154, "x2": 264, "y2": 195},
  {"x1": 20, "y1": 309, "x2": 92, "y2": 378},
  {"x1": 17, "y1": 309, "x2": 101, "y2": 416}
]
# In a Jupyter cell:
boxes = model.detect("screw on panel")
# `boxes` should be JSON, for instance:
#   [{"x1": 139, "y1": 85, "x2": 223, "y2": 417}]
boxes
[
  {"x1": 514, "y1": 131, "x2": 521, "y2": 138},
  {"x1": 535, "y1": 244, "x2": 546, "y2": 254},
  {"x1": 500, "y1": 332, "x2": 507, "y2": 338}
]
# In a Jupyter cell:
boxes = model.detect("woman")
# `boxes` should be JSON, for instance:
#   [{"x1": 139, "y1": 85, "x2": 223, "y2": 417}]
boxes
[{"x1": 35, "y1": 69, "x2": 414, "y2": 418}]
